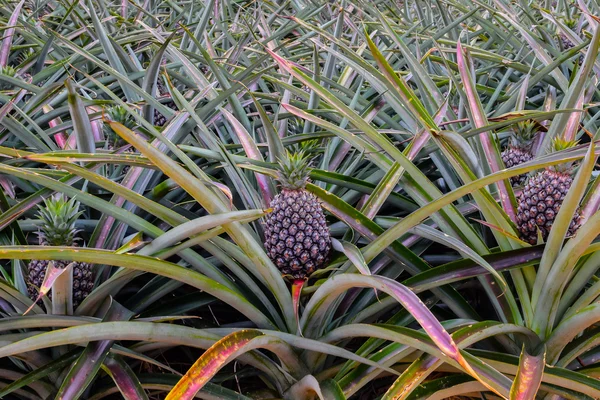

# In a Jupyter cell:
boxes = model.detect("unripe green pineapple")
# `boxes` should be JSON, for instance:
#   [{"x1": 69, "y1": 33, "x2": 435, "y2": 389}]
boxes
[
  {"x1": 501, "y1": 120, "x2": 539, "y2": 186},
  {"x1": 516, "y1": 139, "x2": 582, "y2": 244},
  {"x1": 264, "y1": 152, "x2": 332, "y2": 279},
  {"x1": 27, "y1": 196, "x2": 94, "y2": 307}
]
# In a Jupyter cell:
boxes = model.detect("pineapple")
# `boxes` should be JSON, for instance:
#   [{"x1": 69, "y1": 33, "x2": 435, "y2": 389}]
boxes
[
  {"x1": 558, "y1": 18, "x2": 584, "y2": 65},
  {"x1": 154, "y1": 78, "x2": 178, "y2": 127},
  {"x1": 501, "y1": 120, "x2": 538, "y2": 186},
  {"x1": 27, "y1": 196, "x2": 93, "y2": 307},
  {"x1": 264, "y1": 152, "x2": 332, "y2": 279},
  {"x1": 516, "y1": 139, "x2": 581, "y2": 245}
]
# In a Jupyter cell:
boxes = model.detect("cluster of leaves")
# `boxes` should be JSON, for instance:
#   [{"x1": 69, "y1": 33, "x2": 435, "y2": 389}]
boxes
[{"x1": 0, "y1": 0, "x2": 599, "y2": 399}]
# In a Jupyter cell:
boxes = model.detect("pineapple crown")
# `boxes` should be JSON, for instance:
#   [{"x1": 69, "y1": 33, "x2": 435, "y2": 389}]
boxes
[
  {"x1": 0, "y1": 66, "x2": 17, "y2": 78},
  {"x1": 103, "y1": 106, "x2": 135, "y2": 146},
  {"x1": 563, "y1": 17, "x2": 578, "y2": 30},
  {"x1": 36, "y1": 195, "x2": 83, "y2": 246},
  {"x1": 510, "y1": 119, "x2": 540, "y2": 147},
  {"x1": 548, "y1": 137, "x2": 579, "y2": 173},
  {"x1": 275, "y1": 151, "x2": 312, "y2": 190}
]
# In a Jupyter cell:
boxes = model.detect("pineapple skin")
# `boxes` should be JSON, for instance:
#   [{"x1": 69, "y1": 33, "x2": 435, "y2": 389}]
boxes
[
  {"x1": 154, "y1": 100, "x2": 177, "y2": 127},
  {"x1": 516, "y1": 170, "x2": 581, "y2": 244},
  {"x1": 27, "y1": 259, "x2": 94, "y2": 307},
  {"x1": 501, "y1": 146, "x2": 533, "y2": 186},
  {"x1": 264, "y1": 189, "x2": 332, "y2": 279}
]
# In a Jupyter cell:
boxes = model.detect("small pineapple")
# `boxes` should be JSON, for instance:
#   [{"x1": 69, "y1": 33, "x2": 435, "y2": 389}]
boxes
[
  {"x1": 516, "y1": 139, "x2": 582, "y2": 245},
  {"x1": 154, "y1": 78, "x2": 178, "y2": 127},
  {"x1": 558, "y1": 18, "x2": 584, "y2": 65},
  {"x1": 501, "y1": 120, "x2": 539, "y2": 186},
  {"x1": 27, "y1": 196, "x2": 93, "y2": 307},
  {"x1": 264, "y1": 152, "x2": 332, "y2": 279}
]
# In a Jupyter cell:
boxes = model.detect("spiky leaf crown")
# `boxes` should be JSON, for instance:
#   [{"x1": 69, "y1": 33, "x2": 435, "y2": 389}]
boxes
[
  {"x1": 36, "y1": 196, "x2": 83, "y2": 246},
  {"x1": 508, "y1": 119, "x2": 540, "y2": 148},
  {"x1": 103, "y1": 106, "x2": 135, "y2": 145},
  {"x1": 275, "y1": 151, "x2": 312, "y2": 190},
  {"x1": 0, "y1": 66, "x2": 17, "y2": 78},
  {"x1": 548, "y1": 138, "x2": 579, "y2": 174},
  {"x1": 563, "y1": 18, "x2": 578, "y2": 30}
]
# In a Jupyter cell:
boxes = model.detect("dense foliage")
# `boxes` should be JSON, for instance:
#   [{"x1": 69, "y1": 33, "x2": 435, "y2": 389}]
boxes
[{"x1": 0, "y1": 0, "x2": 599, "y2": 399}]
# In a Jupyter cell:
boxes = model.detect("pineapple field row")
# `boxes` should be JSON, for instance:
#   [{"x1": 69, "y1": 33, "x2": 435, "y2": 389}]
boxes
[{"x1": 0, "y1": 0, "x2": 599, "y2": 399}]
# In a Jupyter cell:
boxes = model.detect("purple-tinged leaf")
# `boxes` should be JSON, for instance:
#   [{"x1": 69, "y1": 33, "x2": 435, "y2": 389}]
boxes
[
  {"x1": 0, "y1": 0, "x2": 25, "y2": 67},
  {"x1": 581, "y1": 176, "x2": 600, "y2": 225},
  {"x1": 103, "y1": 355, "x2": 149, "y2": 400},
  {"x1": 164, "y1": 330, "x2": 274, "y2": 399},
  {"x1": 509, "y1": 345, "x2": 545, "y2": 400},
  {"x1": 456, "y1": 40, "x2": 516, "y2": 223},
  {"x1": 56, "y1": 298, "x2": 135, "y2": 400},
  {"x1": 221, "y1": 108, "x2": 274, "y2": 206},
  {"x1": 331, "y1": 239, "x2": 371, "y2": 275},
  {"x1": 563, "y1": 92, "x2": 585, "y2": 142},
  {"x1": 302, "y1": 274, "x2": 505, "y2": 397}
]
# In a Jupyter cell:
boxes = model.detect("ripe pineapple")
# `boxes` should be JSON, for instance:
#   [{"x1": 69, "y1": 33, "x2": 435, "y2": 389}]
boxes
[
  {"x1": 264, "y1": 152, "x2": 332, "y2": 279},
  {"x1": 516, "y1": 139, "x2": 581, "y2": 245},
  {"x1": 501, "y1": 120, "x2": 539, "y2": 186},
  {"x1": 27, "y1": 196, "x2": 93, "y2": 307}
]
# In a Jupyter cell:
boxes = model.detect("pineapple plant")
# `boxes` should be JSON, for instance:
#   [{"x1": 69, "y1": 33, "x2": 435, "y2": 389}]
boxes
[
  {"x1": 516, "y1": 139, "x2": 582, "y2": 244},
  {"x1": 263, "y1": 151, "x2": 332, "y2": 280},
  {"x1": 501, "y1": 119, "x2": 539, "y2": 186},
  {"x1": 27, "y1": 196, "x2": 93, "y2": 307}
]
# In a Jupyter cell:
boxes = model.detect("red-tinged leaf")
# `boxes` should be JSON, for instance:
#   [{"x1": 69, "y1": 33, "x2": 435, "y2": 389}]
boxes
[
  {"x1": 0, "y1": 0, "x2": 25, "y2": 67},
  {"x1": 165, "y1": 330, "x2": 266, "y2": 399},
  {"x1": 509, "y1": 345, "x2": 546, "y2": 400},
  {"x1": 471, "y1": 218, "x2": 529, "y2": 245},
  {"x1": 292, "y1": 279, "x2": 305, "y2": 336},
  {"x1": 23, "y1": 261, "x2": 72, "y2": 316}
]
